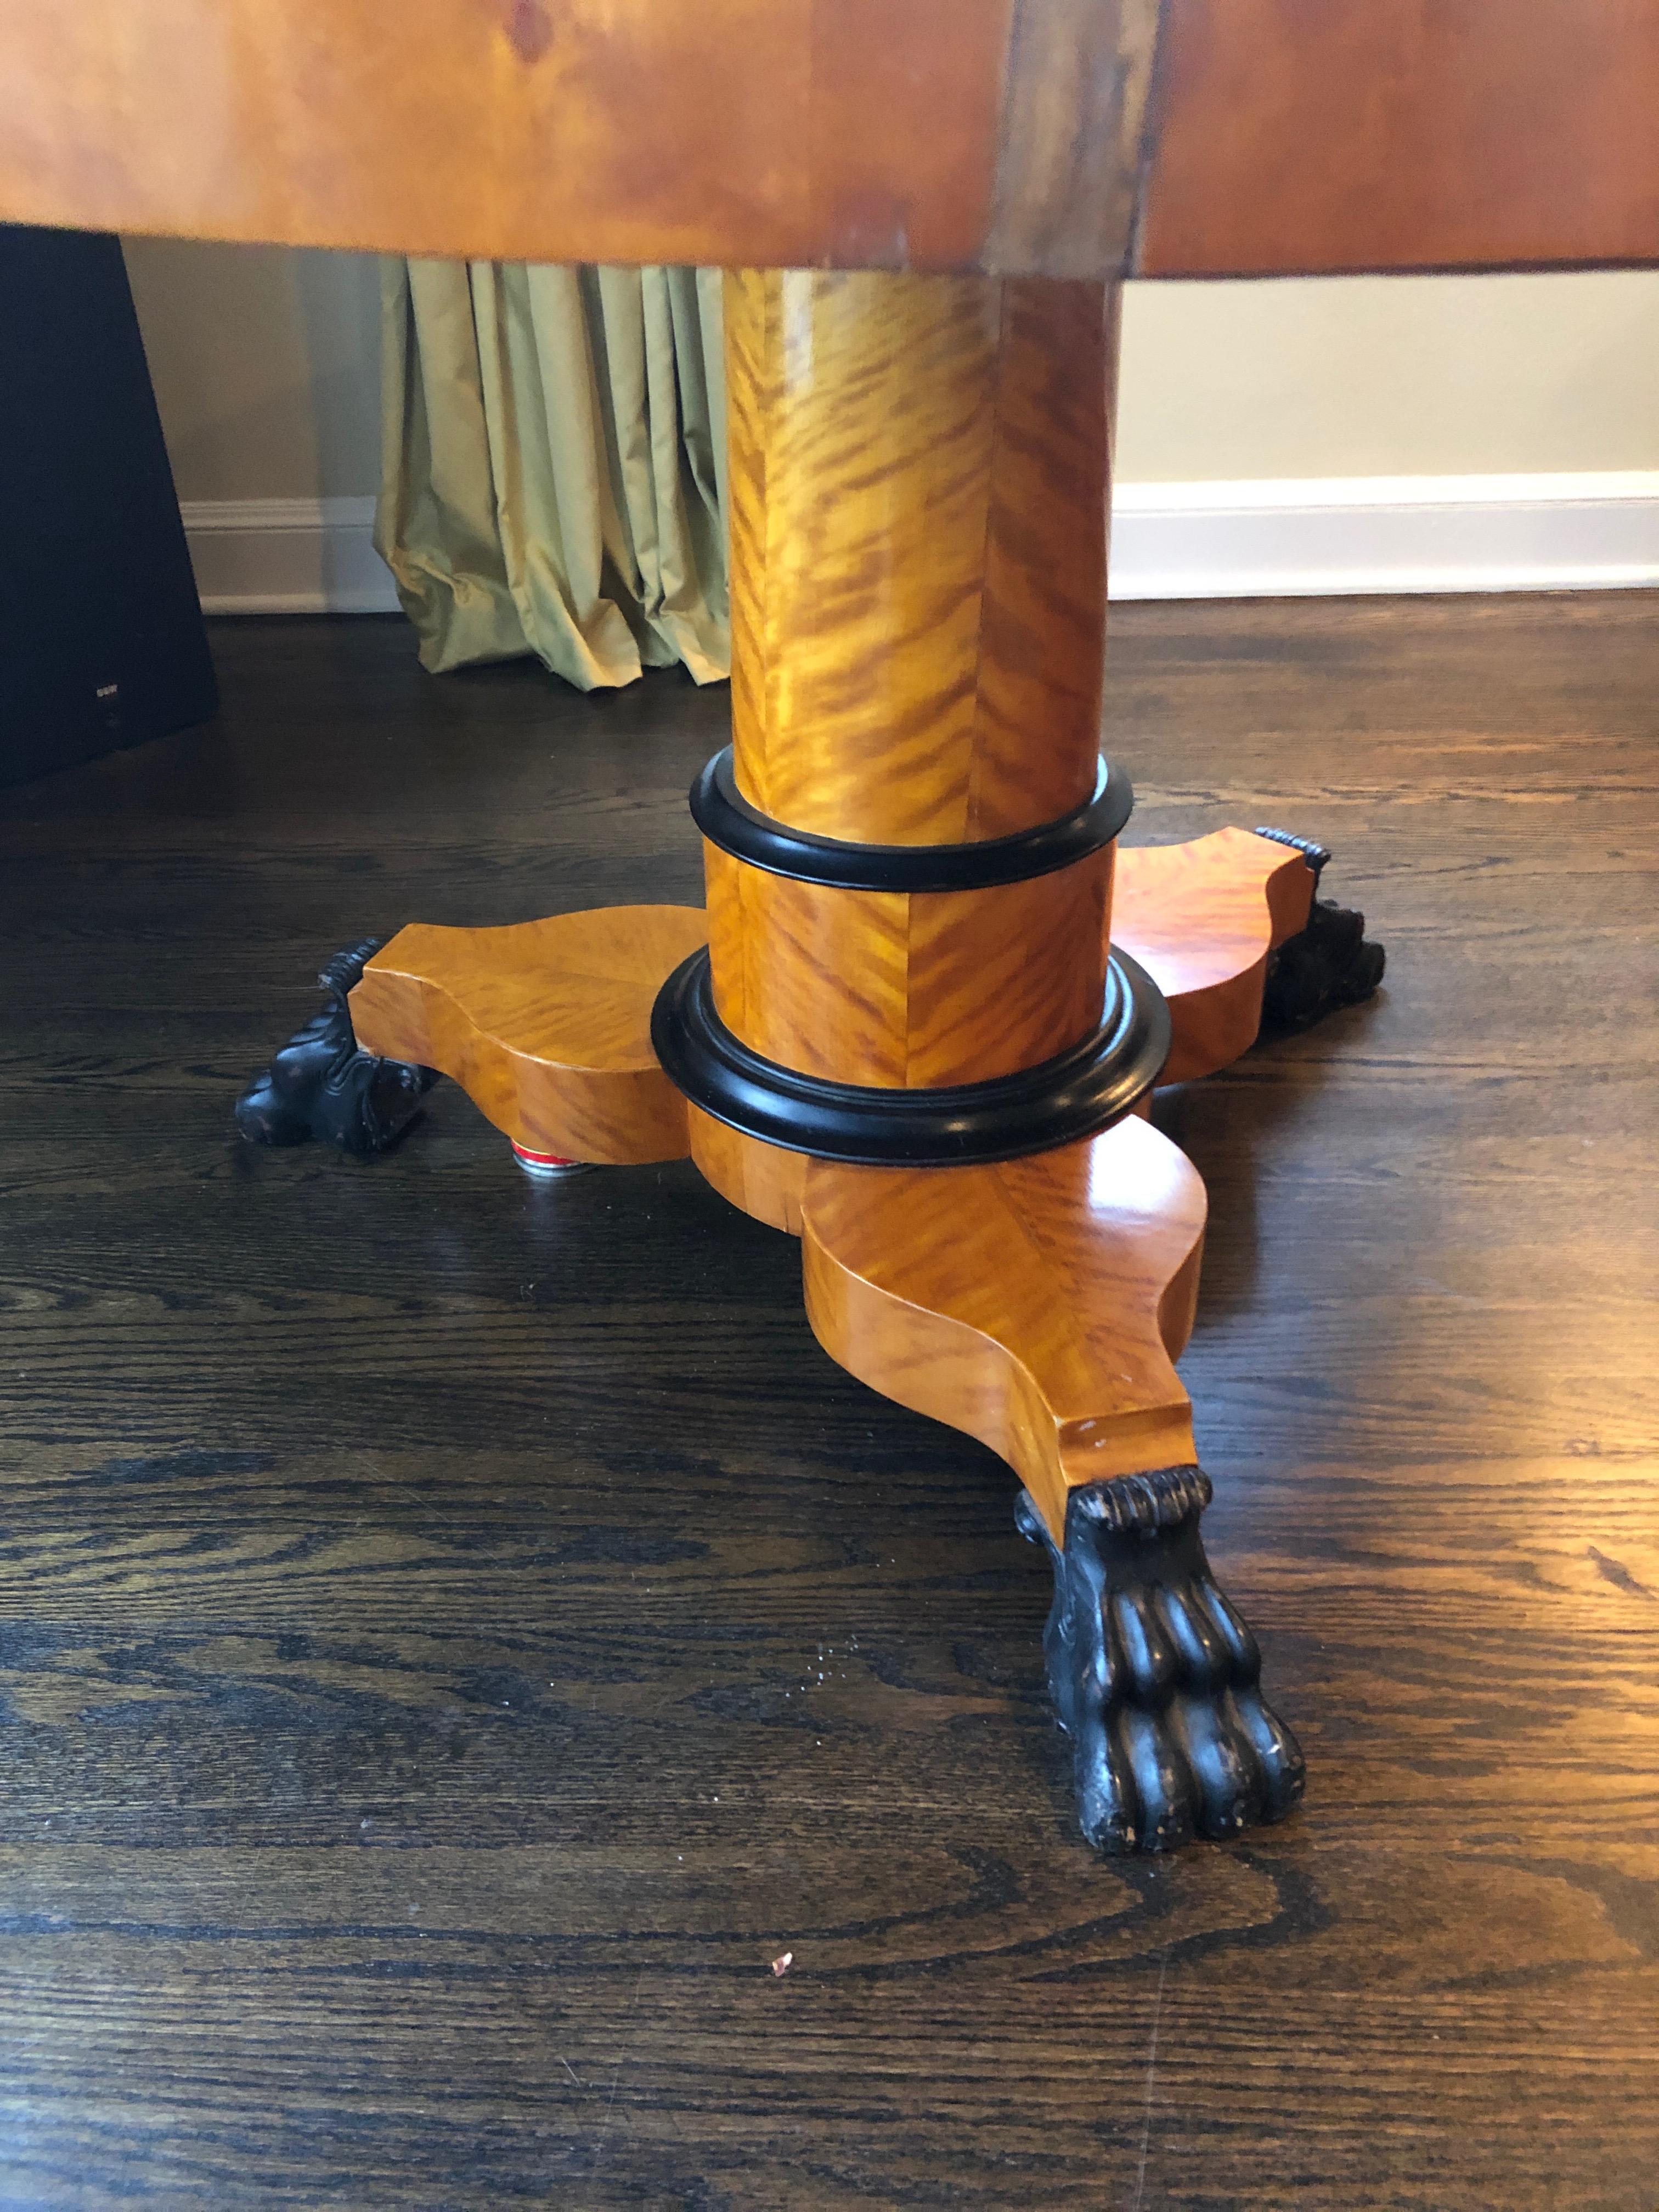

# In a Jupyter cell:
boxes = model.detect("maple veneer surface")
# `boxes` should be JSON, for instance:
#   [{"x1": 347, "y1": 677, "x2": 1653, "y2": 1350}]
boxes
[
  {"x1": 1141, "y1": 0, "x2": 1659, "y2": 275},
  {"x1": 725, "y1": 268, "x2": 1111, "y2": 842},
  {"x1": 1, "y1": 602, "x2": 1654, "y2": 2204},
  {"x1": 2, "y1": 0, "x2": 1656, "y2": 274},
  {"x1": 349, "y1": 907, "x2": 707, "y2": 1165}
]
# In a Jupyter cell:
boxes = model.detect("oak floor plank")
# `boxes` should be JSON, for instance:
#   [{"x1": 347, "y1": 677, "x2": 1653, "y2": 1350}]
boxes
[{"x1": 0, "y1": 600, "x2": 1655, "y2": 2207}]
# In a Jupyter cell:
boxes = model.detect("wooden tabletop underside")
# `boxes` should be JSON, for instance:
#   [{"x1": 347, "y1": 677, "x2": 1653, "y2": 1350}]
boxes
[{"x1": 2, "y1": 0, "x2": 1656, "y2": 278}]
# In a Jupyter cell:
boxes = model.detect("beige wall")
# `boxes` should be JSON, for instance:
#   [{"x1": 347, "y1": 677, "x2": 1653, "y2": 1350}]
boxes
[
  {"x1": 123, "y1": 240, "x2": 1659, "y2": 503},
  {"x1": 124, "y1": 237, "x2": 382, "y2": 501},
  {"x1": 1117, "y1": 270, "x2": 1659, "y2": 482}
]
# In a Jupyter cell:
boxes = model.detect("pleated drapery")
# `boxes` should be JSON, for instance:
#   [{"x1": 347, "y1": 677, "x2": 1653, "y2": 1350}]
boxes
[{"x1": 375, "y1": 259, "x2": 728, "y2": 689}]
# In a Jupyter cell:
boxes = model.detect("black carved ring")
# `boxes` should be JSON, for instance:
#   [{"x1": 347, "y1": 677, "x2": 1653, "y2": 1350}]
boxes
[
  {"x1": 652, "y1": 947, "x2": 1171, "y2": 1168},
  {"x1": 691, "y1": 746, "x2": 1135, "y2": 891}
]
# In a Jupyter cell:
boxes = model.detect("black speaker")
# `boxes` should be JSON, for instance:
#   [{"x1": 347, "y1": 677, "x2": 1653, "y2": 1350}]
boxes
[{"x1": 0, "y1": 223, "x2": 217, "y2": 788}]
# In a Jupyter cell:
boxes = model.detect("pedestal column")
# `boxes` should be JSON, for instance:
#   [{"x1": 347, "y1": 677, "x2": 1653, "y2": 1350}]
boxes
[
  {"x1": 332, "y1": 264, "x2": 1367, "y2": 1856},
  {"x1": 726, "y1": 268, "x2": 1113, "y2": 846},
  {"x1": 670, "y1": 269, "x2": 1163, "y2": 1229}
]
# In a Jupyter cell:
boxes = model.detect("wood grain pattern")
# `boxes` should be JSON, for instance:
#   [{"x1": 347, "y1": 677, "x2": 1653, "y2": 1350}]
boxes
[
  {"x1": 803, "y1": 1116, "x2": 1206, "y2": 1543},
  {"x1": 983, "y1": 0, "x2": 1163, "y2": 276},
  {"x1": 1113, "y1": 828, "x2": 1315, "y2": 1084},
  {"x1": 349, "y1": 907, "x2": 706, "y2": 1165},
  {"x1": 0, "y1": 0, "x2": 1006, "y2": 272},
  {"x1": 705, "y1": 843, "x2": 1113, "y2": 1087},
  {"x1": 970, "y1": 280, "x2": 1119, "y2": 836},
  {"x1": 2, "y1": 607, "x2": 1657, "y2": 2203},
  {"x1": 703, "y1": 847, "x2": 909, "y2": 1087},
  {"x1": 0, "y1": 0, "x2": 1164, "y2": 276},
  {"x1": 687, "y1": 1106, "x2": 808, "y2": 1235},
  {"x1": 725, "y1": 268, "x2": 1110, "y2": 843},
  {"x1": 5, "y1": 0, "x2": 1659, "y2": 276},
  {"x1": 1140, "y1": 0, "x2": 1659, "y2": 276},
  {"x1": 903, "y1": 850, "x2": 1114, "y2": 1085}
]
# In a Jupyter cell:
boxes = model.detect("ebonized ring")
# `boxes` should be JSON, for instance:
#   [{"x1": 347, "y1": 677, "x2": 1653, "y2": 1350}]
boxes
[
  {"x1": 652, "y1": 946, "x2": 1171, "y2": 1167},
  {"x1": 691, "y1": 746, "x2": 1135, "y2": 891}
]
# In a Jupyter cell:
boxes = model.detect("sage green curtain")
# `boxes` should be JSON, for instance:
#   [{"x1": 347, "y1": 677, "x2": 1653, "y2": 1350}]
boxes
[{"x1": 375, "y1": 259, "x2": 728, "y2": 689}]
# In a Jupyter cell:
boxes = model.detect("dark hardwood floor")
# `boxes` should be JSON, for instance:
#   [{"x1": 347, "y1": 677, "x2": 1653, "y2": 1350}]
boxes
[{"x1": 1, "y1": 600, "x2": 1655, "y2": 2209}]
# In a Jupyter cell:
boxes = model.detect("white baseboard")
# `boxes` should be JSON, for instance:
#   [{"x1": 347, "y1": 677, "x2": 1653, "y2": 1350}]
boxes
[
  {"x1": 1108, "y1": 471, "x2": 1659, "y2": 599},
  {"x1": 182, "y1": 473, "x2": 1659, "y2": 616},
  {"x1": 182, "y1": 495, "x2": 398, "y2": 614}
]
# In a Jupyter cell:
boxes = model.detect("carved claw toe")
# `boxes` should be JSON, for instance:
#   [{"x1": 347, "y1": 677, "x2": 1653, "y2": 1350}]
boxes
[
  {"x1": 1263, "y1": 897, "x2": 1386, "y2": 1032},
  {"x1": 1252, "y1": 831, "x2": 1386, "y2": 1035},
  {"x1": 1019, "y1": 1468, "x2": 1305, "y2": 1854},
  {"x1": 236, "y1": 936, "x2": 439, "y2": 1160}
]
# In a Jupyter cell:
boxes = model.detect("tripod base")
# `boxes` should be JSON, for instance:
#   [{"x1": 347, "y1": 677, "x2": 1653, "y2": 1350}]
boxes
[{"x1": 284, "y1": 827, "x2": 1380, "y2": 1853}]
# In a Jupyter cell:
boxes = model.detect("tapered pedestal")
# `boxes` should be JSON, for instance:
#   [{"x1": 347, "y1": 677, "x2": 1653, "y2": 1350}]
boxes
[{"x1": 314, "y1": 268, "x2": 1389, "y2": 1854}]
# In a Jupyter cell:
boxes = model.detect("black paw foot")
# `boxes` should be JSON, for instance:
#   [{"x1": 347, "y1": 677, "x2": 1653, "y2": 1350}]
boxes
[
  {"x1": 1254, "y1": 828, "x2": 1385, "y2": 1034},
  {"x1": 1016, "y1": 1469, "x2": 1305, "y2": 1854},
  {"x1": 235, "y1": 936, "x2": 438, "y2": 1160}
]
